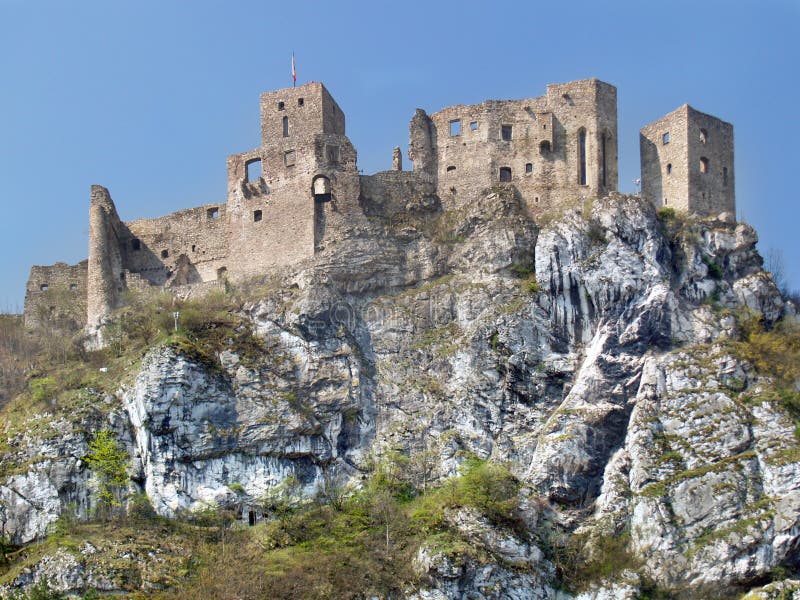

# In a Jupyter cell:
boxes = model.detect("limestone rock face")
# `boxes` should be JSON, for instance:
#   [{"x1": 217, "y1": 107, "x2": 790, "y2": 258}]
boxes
[{"x1": 3, "y1": 193, "x2": 798, "y2": 597}]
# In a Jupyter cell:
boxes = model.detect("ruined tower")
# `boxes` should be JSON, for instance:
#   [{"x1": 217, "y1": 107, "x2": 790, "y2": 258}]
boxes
[
  {"x1": 640, "y1": 105, "x2": 734, "y2": 218},
  {"x1": 224, "y1": 82, "x2": 359, "y2": 278}
]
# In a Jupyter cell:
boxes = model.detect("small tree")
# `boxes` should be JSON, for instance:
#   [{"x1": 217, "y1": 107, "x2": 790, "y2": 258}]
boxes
[{"x1": 84, "y1": 430, "x2": 129, "y2": 520}]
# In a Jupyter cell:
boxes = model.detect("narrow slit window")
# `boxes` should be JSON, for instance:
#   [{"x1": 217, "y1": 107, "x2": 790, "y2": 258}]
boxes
[
  {"x1": 449, "y1": 119, "x2": 461, "y2": 136},
  {"x1": 501, "y1": 125, "x2": 512, "y2": 141},
  {"x1": 282, "y1": 116, "x2": 289, "y2": 137},
  {"x1": 700, "y1": 157, "x2": 709, "y2": 174},
  {"x1": 253, "y1": 210, "x2": 263, "y2": 222},
  {"x1": 499, "y1": 167, "x2": 512, "y2": 182},
  {"x1": 578, "y1": 128, "x2": 587, "y2": 185},
  {"x1": 723, "y1": 166, "x2": 728, "y2": 186},
  {"x1": 601, "y1": 132, "x2": 607, "y2": 188},
  {"x1": 666, "y1": 163, "x2": 672, "y2": 175}
]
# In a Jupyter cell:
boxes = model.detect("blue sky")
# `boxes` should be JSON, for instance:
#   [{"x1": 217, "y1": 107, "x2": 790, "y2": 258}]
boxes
[{"x1": 1, "y1": 0, "x2": 798, "y2": 311}]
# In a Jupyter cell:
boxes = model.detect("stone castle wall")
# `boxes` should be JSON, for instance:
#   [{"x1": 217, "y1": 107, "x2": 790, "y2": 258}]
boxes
[
  {"x1": 23, "y1": 261, "x2": 88, "y2": 330},
  {"x1": 23, "y1": 78, "x2": 735, "y2": 331},
  {"x1": 422, "y1": 78, "x2": 618, "y2": 214}
]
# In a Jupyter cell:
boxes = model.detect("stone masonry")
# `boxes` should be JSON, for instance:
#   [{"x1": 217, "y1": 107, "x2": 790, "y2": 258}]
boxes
[
  {"x1": 23, "y1": 78, "x2": 736, "y2": 331},
  {"x1": 640, "y1": 104, "x2": 734, "y2": 216}
]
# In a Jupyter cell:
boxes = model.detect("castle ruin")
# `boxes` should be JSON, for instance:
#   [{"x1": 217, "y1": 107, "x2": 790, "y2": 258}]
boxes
[{"x1": 22, "y1": 78, "x2": 736, "y2": 330}]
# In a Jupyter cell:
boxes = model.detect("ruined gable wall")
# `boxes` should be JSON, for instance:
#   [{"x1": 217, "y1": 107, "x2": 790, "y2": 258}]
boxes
[
  {"x1": 87, "y1": 185, "x2": 125, "y2": 326},
  {"x1": 23, "y1": 260, "x2": 88, "y2": 330},
  {"x1": 428, "y1": 79, "x2": 618, "y2": 214}
]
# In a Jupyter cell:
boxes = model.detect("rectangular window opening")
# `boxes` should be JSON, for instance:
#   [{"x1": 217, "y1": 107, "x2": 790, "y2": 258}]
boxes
[
  {"x1": 207, "y1": 207, "x2": 220, "y2": 219},
  {"x1": 501, "y1": 125, "x2": 513, "y2": 141},
  {"x1": 469, "y1": 121, "x2": 478, "y2": 131},
  {"x1": 450, "y1": 119, "x2": 461, "y2": 136},
  {"x1": 662, "y1": 132, "x2": 670, "y2": 144},
  {"x1": 525, "y1": 163, "x2": 533, "y2": 174},
  {"x1": 499, "y1": 167, "x2": 512, "y2": 182},
  {"x1": 282, "y1": 116, "x2": 289, "y2": 137},
  {"x1": 245, "y1": 158, "x2": 262, "y2": 183},
  {"x1": 254, "y1": 210, "x2": 263, "y2": 222}
]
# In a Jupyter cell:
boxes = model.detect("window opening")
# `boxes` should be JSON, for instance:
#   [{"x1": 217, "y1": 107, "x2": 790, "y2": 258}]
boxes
[
  {"x1": 469, "y1": 121, "x2": 478, "y2": 131},
  {"x1": 449, "y1": 119, "x2": 461, "y2": 136},
  {"x1": 248, "y1": 511, "x2": 256, "y2": 526},
  {"x1": 700, "y1": 128, "x2": 708, "y2": 144},
  {"x1": 601, "y1": 132, "x2": 607, "y2": 188},
  {"x1": 313, "y1": 175, "x2": 332, "y2": 201},
  {"x1": 662, "y1": 132, "x2": 670, "y2": 144},
  {"x1": 277, "y1": 101, "x2": 285, "y2": 110},
  {"x1": 161, "y1": 249, "x2": 169, "y2": 259},
  {"x1": 525, "y1": 163, "x2": 533, "y2": 174},
  {"x1": 297, "y1": 98, "x2": 304, "y2": 106},
  {"x1": 666, "y1": 163, "x2": 672, "y2": 175},
  {"x1": 254, "y1": 210, "x2": 263, "y2": 222},
  {"x1": 70, "y1": 283, "x2": 78, "y2": 290},
  {"x1": 191, "y1": 245, "x2": 196, "y2": 252},
  {"x1": 207, "y1": 207, "x2": 219, "y2": 219},
  {"x1": 501, "y1": 125, "x2": 513, "y2": 141},
  {"x1": 446, "y1": 165, "x2": 456, "y2": 173},
  {"x1": 578, "y1": 128, "x2": 587, "y2": 185},
  {"x1": 40, "y1": 284, "x2": 48, "y2": 291},
  {"x1": 131, "y1": 239, "x2": 141, "y2": 251},
  {"x1": 499, "y1": 167, "x2": 512, "y2": 182},
  {"x1": 723, "y1": 166, "x2": 728, "y2": 186},
  {"x1": 245, "y1": 158, "x2": 262, "y2": 182},
  {"x1": 700, "y1": 157, "x2": 709, "y2": 174},
  {"x1": 282, "y1": 116, "x2": 289, "y2": 137}
]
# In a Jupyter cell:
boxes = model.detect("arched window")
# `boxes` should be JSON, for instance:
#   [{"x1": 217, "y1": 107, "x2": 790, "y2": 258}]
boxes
[
  {"x1": 700, "y1": 128, "x2": 708, "y2": 144},
  {"x1": 700, "y1": 157, "x2": 709, "y2": 174},
  {"x1": 446, "y1": 165, "x2": 456, "y2": 174},
  {"x1": 577, "y1": 128, "x2": 587, "y2": 185},
  {"x1": 666, "y1": 163, "x2": 672, "y2": 175},
  {"x1": 312, "y1": 175, "x2": 332, "y2": 202}
]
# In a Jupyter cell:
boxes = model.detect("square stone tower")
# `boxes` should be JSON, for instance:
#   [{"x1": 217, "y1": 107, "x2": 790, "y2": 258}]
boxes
[
  {"x1": 225, "y1": 82, "x2": 359, "y2": 279},
  {"x1": 640, "y1": 105, "x2": 734, "y2": 218}
]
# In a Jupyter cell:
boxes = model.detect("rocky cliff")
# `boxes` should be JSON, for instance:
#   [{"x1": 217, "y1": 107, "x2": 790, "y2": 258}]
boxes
[{"x1": 1, "y1": 191, "x2": 798, "y2": 599}]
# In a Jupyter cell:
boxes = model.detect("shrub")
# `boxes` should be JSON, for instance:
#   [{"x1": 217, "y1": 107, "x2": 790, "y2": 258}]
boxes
[
  {"x1": 84, "y1": 430, "x2": 129, "y2": 519},
  {"x1": 509, "y1": 262, "x2": 535, "y2": 278},
  {"x1": 657, "y1": 207, "x2": 676, "y2": 221}
]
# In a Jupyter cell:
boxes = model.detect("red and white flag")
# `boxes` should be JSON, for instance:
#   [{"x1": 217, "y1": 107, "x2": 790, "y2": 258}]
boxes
[{"x1": 291, "y1": 52, "x2": 296, "y2": 87}]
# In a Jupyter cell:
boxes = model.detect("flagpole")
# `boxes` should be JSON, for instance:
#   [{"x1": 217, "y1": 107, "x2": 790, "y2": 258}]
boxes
[{"x1": 292, "y1": 52, "x2": 296, "y2": 88}]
